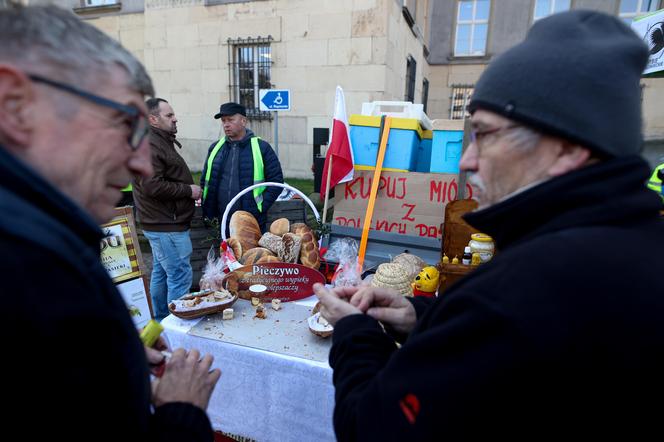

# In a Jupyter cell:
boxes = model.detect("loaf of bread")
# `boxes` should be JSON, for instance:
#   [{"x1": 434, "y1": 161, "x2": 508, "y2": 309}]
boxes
[
  {"x1": 227, "y1": 237, "x2": 243, "y2": 260},
  {"x1": 258, "y1": 232, "x2": 283, "y2": 255},
  {"x1": 229, "y1": 211, "x2": 261, "y2": 253},
  {"x1": 291, "y1": 222, "x2": 313, "y2": 236},
  {"x1": 256, "y1": 255, "x2": 281, "y2": 264},
  {"x1": 270, "y1": 218, "x2": 290, "y2": 237},
  {"x1": 279, "y1": 233, "x2": 302, "y2": 263},
  {"x1": 241, "y1": 247, "x2": 276, "y2": 266},
  {"x1": 299, "y1": 232, "x2": 320, "y2": 269}
]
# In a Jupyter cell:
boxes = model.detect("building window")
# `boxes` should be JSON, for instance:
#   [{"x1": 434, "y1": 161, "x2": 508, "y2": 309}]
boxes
[
  {"x1": 405, "y1": 55, "x2": 417, "y2": 102},
  {"x1": 422, "y1": 77, "x2": 429, "y2": 114},
  {"x1": 83, "y1": 0, "x2": 118, "y2": 6},
  {"x1": 619, "y1": 0, "x2": 661, "y2": 24},
  {"x1": 228, "y1": 36, "x2": 273, "y2": 120},
  {"x1": 449, "y1": 84, "x2": 474, "y2": 120},
  {"x1": 454, "y1": 0, "x2": 490, "y2": 57},
  {"x1": 533, "y1": 0, "x2": 571, "y2": 21}
]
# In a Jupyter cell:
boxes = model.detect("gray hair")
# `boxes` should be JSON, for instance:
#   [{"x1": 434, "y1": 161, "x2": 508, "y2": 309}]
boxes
[
  {"x1": 502, "y1": 125, "x2": 541, "y2": 151},
  {"x1": 0, "y1": 3, "x2": 154, "y2": 96}
]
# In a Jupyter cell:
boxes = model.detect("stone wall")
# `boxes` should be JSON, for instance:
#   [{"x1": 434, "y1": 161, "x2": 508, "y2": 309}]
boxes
[{"x1": 73, "y1": 0, "x2": 429, "y2": 178}]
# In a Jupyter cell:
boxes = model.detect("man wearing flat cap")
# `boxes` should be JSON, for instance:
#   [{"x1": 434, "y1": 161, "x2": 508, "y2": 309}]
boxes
[
  {"x1": 313, "y1": 10, "x2": 664, "y2": 440},
  {"x1": 201, "y1": 102, "x2": 283, "y2": 233}
]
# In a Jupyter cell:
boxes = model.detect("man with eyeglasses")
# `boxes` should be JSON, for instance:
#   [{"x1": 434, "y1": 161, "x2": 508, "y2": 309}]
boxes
[
  {"x1": 0, "y1": 5, "x2": 219, "y2": 441},
  {"x1": 313, "y1": 10, "x2": 664, "y2": 440},
  {"x1": 132, "y1": 98, "x2": 201, "y2": 321}
]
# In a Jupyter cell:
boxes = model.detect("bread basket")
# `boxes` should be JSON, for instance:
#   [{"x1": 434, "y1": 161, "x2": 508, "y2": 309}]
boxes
[
  {"x1": 220, "y1": 182, "x2": 321, "y2": 242},
  {"x1": 168, "y1": 291, "x2": 238, "y2": 320}
]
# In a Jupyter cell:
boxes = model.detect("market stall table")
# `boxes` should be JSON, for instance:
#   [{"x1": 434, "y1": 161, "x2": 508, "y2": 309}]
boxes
[{"x1": 161, "y1": 295, "x2": 335, "y2": 442}]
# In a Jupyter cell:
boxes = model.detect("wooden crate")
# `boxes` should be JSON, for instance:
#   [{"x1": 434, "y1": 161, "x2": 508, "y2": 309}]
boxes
[{"x1": 439, "y1": 199, "x2": 479, "y2": 295}]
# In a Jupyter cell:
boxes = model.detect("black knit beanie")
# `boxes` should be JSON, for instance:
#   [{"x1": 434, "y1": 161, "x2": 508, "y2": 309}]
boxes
[{"x1": 467, "y1": 10, "x2": 649, "y2": 158}]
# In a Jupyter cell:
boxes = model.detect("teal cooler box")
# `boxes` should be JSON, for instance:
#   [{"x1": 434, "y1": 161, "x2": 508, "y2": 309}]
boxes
[
  {"x1": 415, "y1": 130, "x2": 433, "y2": 172},
  {"x1": 430, "y1": 120, "x2": 465, "y2": 174},
  {"x1": 349, "y1": 115, "x2": 423, "y2": 171}
]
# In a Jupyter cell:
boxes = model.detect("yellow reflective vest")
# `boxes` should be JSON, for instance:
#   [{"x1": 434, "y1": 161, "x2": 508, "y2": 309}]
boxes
[{"x1": 202, "y1": 136, "x2": 266, "y2": 212}]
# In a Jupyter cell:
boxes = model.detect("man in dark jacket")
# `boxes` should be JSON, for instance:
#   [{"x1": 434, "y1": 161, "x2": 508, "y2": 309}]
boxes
[
  {"x1": 201, "y1": 102, "x2": 283, "y2": 234},
  {"x1": 0, "y1": 5, "x2": 219, "y2": 441},
  {"x1": 314, "y1": 10, "x2": 664, "y2": 441},
  {"x1": 133, "y1": 98, "x2": 201, "y2": 320}
]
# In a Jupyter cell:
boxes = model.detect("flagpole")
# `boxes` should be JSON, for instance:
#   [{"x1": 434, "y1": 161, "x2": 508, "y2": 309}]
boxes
[{"x1": 321, "y1": 155, "x2": 333, "y2": 224}]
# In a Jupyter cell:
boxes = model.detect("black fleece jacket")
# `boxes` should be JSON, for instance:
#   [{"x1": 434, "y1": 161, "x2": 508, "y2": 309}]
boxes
[
  {"x1": 201, "y1": 129, "x2": 283, "y2": 231},
  {"x1": 0, "y1": 145, "x2": 213, "y2": 441},
  {"x1": 329, "y1": 156, "x2": 664, "y2": 441}
]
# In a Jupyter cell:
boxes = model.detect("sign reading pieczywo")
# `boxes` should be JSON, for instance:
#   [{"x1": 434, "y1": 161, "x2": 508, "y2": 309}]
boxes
[{"x1": 223, "y1": 263, "x2": 326, "y2": 302}]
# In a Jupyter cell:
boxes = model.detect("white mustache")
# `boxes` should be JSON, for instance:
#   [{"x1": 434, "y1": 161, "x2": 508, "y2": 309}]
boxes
[{"x1": 467, "y1": 173, "x2": 486, "y2": 195}]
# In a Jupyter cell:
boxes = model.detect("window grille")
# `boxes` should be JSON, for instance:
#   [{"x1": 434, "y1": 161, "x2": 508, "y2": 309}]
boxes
[
  {"x1": 227, "y1": 36, "x2": 273, "y2": 120},
  {"x1": 449, "y1": 84, "x2": 474, "y2": 120}
]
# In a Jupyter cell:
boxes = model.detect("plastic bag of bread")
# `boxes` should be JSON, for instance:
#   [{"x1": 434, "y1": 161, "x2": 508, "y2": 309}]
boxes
[
  {"x1": 199, "y1": 247, "x2": 226, "y2": 291},
  {"x1": 324, "y1": 238, "x2": 361, "y2": 287}
]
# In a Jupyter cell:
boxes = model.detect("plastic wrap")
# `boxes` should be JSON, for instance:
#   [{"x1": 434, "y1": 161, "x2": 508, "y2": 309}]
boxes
[
  {"x1": 324, "y1": 238, "x2": 362, "y2": 287},
  {"x1": 199, "y1": 246, "x2": 227, "y2": 291}
]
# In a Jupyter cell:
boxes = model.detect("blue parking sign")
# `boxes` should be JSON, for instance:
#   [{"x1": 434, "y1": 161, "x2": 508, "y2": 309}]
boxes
[{"x1": 259, "y1": 89, "x2": 291, "y2": 111}]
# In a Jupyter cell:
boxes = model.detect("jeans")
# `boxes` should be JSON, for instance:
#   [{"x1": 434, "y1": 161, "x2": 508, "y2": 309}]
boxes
[{"x1": 143, "y1": 230, "x2": 193, "y2": 321}]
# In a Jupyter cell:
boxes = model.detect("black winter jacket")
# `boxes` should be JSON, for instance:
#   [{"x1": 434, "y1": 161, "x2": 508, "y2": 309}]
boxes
[
  {"x1": 200, "y1": 129, "x2": 283, "y2": 230},
  {"x1": 0, "y1": 145, "x2": 213, "y2": 441},
  {"x1": 133, "y1": 127, "x2": 195, "y2": 232},
  {"x1": 329, "y1": 156, "x2": 664, "y2": 441}
]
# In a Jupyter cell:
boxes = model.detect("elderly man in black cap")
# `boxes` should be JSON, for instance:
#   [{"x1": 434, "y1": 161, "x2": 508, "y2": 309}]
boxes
[
  {"x1": 313, "y1": 10, "x2": 664, "y2": 441},
  {"x1": 201, "y1": 102, "x2": 283, "y2": 233}
]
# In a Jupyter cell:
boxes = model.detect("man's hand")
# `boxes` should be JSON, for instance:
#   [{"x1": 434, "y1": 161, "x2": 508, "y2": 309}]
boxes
[
  {"x1": 349, "y1": 286, "x2": 418, "y2": 335},
  {"x1": 151, "y1": 348, "x2": 221, "y2": 410},
  {"x1": 313, "y1": 283, "x2": 362, "y2": 326},
  {"x1": 190, "y1": 184, "x2": 202, "y2": 200}
]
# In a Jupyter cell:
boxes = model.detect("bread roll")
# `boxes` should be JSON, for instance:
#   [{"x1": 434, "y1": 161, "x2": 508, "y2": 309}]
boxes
[
  {"x1": 258, "y1": 232, "x2": 283, "y2": 255},
  {"x1": 270, "y1": 218, "x2": 290, "y2": 237},
  {"x1": 279, "y1": 233, "x2": 302, "y2": 263},
  {"x1": 241, "y1": 247, "x2": 276, "y2": 266},
  {"x1": 256, "y1": 255, "x2": 281, "y2": 264},
  {"x1": 226, "y1": 237, "x2": 243, "y2": 260},
  {"x1": 299, "y1": 232, "x2": 320, "y2": 270},
  {"x1": 291, "y1": 223, "x2": 313, "y2": 236},
  {"x1": 229, "y1": 211, "x2": 261, "y2": 253}
]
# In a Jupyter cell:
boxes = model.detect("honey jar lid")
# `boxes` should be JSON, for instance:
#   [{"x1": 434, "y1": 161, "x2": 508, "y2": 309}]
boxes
[{"x1": 471, "y1": 233, "x2": 493, "y2": 242}]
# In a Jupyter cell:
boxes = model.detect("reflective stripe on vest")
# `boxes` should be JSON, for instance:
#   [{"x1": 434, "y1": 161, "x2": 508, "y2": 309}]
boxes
[
  {"x1": 647, "y1": 163, "x2": 663, "y2": 195},
  {"x1": 202, "y1": 136, "x2": 266, "y2": 212}
]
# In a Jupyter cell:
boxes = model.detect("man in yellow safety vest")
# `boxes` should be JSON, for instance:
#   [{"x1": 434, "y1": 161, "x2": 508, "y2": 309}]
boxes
[{"x1": 201, "y1": 102, "x2": 283, "y2": 234}]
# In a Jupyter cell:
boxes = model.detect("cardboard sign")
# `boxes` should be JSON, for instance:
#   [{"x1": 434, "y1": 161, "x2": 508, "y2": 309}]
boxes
[
  {"x1": 224, "y1": 263, "x2": 326, "y2": 302},
  {"x1": 100, "y1": 207, "x2": 152, "y2": 326},
  {"x1": 333, "y1": 170, "x2": 476, "y2": 238}
]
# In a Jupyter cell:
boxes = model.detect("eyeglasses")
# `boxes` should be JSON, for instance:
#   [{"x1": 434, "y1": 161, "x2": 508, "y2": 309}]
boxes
[
  {"x1": 470, "y1": 124, "x2": 519, "y2": 151},
  {"x1": 28, "y1": 74, "x2": 149, "y2": 151}
]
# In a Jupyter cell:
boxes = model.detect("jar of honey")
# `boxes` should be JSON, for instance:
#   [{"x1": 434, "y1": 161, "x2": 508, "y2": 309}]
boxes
[{"x1": 469, "y1": 233, "x2": 495, "y2": 263}]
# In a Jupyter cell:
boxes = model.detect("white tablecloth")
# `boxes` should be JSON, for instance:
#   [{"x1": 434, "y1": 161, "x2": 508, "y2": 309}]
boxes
[{"x1": 161, "y1": 296, "x2": 335, "y2": 442}]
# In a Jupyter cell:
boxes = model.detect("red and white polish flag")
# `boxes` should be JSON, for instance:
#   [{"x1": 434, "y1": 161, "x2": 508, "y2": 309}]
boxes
[{"x1": 320, "y1": 86, "x2": 354, "y2": 200}]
